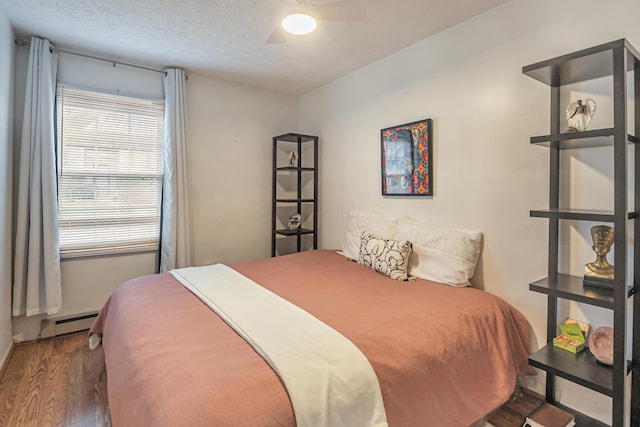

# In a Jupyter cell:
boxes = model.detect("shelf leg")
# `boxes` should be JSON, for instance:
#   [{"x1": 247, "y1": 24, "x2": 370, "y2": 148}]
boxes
[
  {"x1": 544, "y1": 84, "x2": 561, "y2": 404},
  {"x1": 632, "y1": 53, "x2": 640, "y2": 427},
  {"x1": 611, "y1": 44, "x2": 628, "y2": 427}
]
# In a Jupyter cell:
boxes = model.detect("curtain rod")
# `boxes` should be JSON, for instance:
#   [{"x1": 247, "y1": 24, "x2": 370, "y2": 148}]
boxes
[{"x1": 14, "y1": 38, "x2": 167, "y2": 76}]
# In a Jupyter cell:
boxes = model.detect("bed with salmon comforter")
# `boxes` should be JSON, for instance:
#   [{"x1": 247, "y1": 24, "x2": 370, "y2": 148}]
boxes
[{"x1": 90, "y1": 249, "x2": 532, "y2": 427}]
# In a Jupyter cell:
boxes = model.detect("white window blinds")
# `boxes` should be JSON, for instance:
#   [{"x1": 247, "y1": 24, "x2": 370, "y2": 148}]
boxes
[{"x1": 56, "y1": 85, "x2": 165, "y2": 255}]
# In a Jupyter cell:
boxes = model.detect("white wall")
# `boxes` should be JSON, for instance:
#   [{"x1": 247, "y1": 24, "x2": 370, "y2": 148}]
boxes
[
  {"x1": 299, "y1": 0, "x2": 640, "y2": 422},
  {"x1": 0, "y1": 4, "x2": 14, "y2": 368},
  {"x1": 186, "y1": 71, "x2": 299, "y2": 266},
  {"x1": 11, "y1": 47, "x2": 299, "y2": 339}
]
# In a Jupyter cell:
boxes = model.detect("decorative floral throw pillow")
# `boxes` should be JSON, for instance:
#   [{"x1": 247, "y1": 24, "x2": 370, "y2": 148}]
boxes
[{"x1": 358, "y1": 231, "x2": 412, "y2": 281}]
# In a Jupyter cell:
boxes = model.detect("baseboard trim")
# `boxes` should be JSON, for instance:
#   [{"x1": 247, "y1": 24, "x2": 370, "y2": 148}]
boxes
[{"x1": 0, "y1": 340, "x2": 15, "y2": 379}]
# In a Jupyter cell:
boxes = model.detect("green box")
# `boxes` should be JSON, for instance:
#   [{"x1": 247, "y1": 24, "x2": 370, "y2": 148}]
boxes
[{"x1": 552, "y1": 322, "x2": 586, "y2": 353}]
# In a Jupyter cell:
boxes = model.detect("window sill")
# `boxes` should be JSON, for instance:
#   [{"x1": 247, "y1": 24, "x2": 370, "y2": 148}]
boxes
[{"x1": 60, "y1": 244, "x2": 159, "y2": 260}]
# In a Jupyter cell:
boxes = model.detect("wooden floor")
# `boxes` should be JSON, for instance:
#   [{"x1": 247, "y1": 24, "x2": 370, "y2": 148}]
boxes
[
  {"x1": 0, "y1": 332, "x2": 109, "y2": 427},
  {"x1": 0, "y1": 331, "x2": 540, "y2": 427}
]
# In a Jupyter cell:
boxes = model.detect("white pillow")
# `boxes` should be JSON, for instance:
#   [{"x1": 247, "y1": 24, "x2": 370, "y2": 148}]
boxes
[
  {"x1": 341, "y1": 212, "x2": 397, "y2": 260},
  {"x1": 394, "y1": 217, "x2": 483, "y2": 287}
]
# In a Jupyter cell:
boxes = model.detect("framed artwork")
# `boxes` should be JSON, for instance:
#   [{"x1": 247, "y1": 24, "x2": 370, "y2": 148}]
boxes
[{"x1": 381, "y1": 118, "x2": 432, "y2": 196}]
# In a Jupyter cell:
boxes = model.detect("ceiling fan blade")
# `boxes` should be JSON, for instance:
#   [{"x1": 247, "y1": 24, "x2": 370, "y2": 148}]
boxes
[
  {"x1": 266, "y1": 26, "x2": 288, "y2": 44},
  {"x1": 312, "y1": 0, "x2": 367, "y2": 21}
]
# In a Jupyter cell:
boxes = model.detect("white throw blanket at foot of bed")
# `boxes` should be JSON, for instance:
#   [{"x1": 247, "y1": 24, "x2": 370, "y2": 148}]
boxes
[{"x1": 171, "y1": 264, "x2": 388, "y2": 427}]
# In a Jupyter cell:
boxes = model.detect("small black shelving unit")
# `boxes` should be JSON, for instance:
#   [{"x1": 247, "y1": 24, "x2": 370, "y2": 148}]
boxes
[
  {"x1": 271, "y1": 133, "x2": 318, "y2": 257},
  {"x1": 523, "y1": 39, "x2": 640, "y2": 427}
]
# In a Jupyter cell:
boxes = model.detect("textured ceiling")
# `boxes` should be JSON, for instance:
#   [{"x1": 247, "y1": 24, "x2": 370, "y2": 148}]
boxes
[{"x1": 0, "y1": 0, "x2": 509, "y2": 94}]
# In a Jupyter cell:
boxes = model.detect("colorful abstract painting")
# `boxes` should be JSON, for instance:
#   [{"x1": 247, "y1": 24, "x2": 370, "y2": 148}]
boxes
[{"x1": 381, "y1": 118, "x2": 432, "y2": 196}]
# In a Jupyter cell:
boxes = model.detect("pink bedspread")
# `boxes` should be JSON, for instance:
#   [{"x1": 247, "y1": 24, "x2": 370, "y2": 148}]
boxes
[{"x1": 90, "y1": 250, "x2": 532, "y2": 426}]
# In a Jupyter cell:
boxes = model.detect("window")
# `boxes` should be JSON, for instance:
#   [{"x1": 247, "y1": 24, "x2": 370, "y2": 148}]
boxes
[{"x1": 56, "y1": 85, "x2": 165, "y2": 256}]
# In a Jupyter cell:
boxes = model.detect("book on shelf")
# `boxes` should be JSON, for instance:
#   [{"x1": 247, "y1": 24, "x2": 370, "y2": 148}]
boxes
[
  {"x1": 552, "y1": 318, "x2": 589, "y2": 353},
  {"x1": 522, "y1": 403, "x2": 575, "y2": 427}
]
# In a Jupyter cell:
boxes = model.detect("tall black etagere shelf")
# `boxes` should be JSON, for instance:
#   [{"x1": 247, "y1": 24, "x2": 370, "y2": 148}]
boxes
[
  {"x1": 271, "y1": 133, "x2": 318, "y2": 257},
  {"x1": 523, "y1": 39, "x2": 640, "y2": 427}
]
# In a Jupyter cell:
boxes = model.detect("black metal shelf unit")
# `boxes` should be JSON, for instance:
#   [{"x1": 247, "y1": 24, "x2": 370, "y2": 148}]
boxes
[
  {"x1": 271, "y1": 133, "x2": 318, "y2": 256},
  {"x1": 523, "y1": 39, "x2": 640, "y2": 427}
]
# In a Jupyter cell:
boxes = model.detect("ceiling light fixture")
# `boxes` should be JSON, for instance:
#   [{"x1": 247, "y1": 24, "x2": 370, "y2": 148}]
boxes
[{"x1": 281, "y1": 13, "x2": 317, "y2": 35}]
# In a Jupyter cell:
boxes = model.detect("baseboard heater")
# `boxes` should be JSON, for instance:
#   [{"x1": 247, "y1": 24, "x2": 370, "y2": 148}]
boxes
[{"x1": 40, "y1": 311, "x2": 99, "y2": 338}]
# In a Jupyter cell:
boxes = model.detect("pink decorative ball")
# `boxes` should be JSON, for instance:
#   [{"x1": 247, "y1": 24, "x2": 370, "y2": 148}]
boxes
[{"x1": 589, "y1": 326, "x2": 613, "y2": 365}]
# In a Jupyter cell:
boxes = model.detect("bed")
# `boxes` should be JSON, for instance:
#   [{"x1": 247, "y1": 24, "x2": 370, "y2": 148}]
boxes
[{"x1": 90, "y1": 249, "x2": 532, "y2": 427}]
